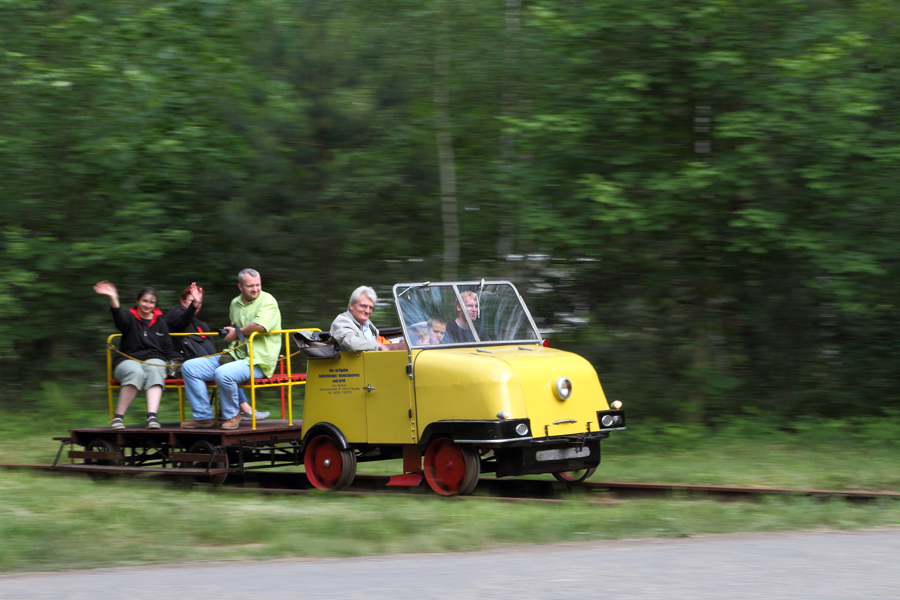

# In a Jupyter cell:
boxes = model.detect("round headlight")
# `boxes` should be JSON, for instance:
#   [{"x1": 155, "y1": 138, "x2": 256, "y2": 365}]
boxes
[
  {"x1": 554, "y1": 377, "x2": 572, "y2": 400},
  {"x1": 515, "y1": 423, "x2": 529, "y2": 436},
  {"x1": 601, "y1": 414, "x2": 615, "y2": 427}
]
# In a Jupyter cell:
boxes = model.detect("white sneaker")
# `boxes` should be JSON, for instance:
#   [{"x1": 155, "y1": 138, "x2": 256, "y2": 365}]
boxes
[{"x1": 242, "y1": 410, "x2": 270, "y2": 421}]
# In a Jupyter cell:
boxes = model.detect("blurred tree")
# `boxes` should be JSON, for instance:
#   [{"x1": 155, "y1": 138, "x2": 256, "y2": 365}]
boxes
[
  {"x1": 510, "y1": 0, "x2": 900, "y2": 419},
  {"x1": 0, "y1": 0, "x2": 267, "y2": 376},
  {"x1": 2, "y1": 0, "x2": 899, "y2": 423}
]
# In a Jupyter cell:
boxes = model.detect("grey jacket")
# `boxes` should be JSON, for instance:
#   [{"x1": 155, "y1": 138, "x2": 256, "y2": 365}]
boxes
[{"x1": 330, "y1": 310, "x2": 379, "y2": 352}]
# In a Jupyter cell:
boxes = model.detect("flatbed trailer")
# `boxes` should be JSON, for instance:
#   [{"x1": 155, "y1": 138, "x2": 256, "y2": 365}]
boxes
[{"x1": 53, "y1": 419, "x2": 305, "y2": 485}]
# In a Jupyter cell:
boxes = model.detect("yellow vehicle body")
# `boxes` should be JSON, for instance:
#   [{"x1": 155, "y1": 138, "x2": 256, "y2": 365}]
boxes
[
  {"x1": 305, "y1": 345, "x2": 612, "y2": 444},
  {"x1": 413, "y1": 345, "x2": 609, "y2": 439}
]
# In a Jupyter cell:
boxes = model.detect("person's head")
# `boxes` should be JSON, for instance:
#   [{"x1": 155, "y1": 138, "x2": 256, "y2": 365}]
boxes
[
  {"x1": 348, "y1": 286, "x2": 377, "y2": 325},
  {"x1": 457, "y1": 291, "x2": 479, "y2": 321},
  {"x1": 134, "y1": 287, "x2": 158, "y2": 319},
  {"x1": 427, "y1": 316, "x2": 446, "y2": 344},
  {"x1": 179, "y1": 286, "x2": 193, "y2": 308},
  {"x1": 237, "y1": 268, "x2": 261, "y2": 303}
]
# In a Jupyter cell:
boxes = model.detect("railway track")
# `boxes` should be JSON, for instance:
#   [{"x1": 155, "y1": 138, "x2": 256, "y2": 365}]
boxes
[{"x1": 3, "y1": 462, "x2": 898, "y2": 503}]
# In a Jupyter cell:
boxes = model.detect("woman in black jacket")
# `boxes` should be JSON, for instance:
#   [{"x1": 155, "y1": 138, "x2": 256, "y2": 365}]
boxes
[{"x1": 93, "y1": 281, "x2": 180, "y2": 430}]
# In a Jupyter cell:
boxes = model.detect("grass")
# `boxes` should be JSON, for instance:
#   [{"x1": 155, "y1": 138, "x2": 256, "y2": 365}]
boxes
[
  {"x1": 1, "y1": 384, "x2": 899, "y2": 573},
  {"x1": 1, "y1": 469, "x2": 899, "y2": 573}
]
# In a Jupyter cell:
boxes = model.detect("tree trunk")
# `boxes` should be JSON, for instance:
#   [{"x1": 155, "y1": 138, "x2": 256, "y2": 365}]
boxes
[
  {"x1": 434, "y1": 39, "x2": 460, "y2": 281},
  {"x1": 495, "y1": 0, "x2": 522, "y2": 263}
]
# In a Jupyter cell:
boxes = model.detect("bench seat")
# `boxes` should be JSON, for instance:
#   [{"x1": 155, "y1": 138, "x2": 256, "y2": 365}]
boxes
[{"x1": 109, "y1": 373, "x2": 307, "y2": 387}]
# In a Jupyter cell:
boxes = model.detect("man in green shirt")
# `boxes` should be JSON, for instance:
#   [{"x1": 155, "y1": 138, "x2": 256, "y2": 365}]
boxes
[{"x1": 181, "y1": 269, "x2": 282, "y2": 430}]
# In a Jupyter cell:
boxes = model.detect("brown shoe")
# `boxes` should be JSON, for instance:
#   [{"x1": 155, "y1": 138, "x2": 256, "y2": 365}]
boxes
[
  {"x1": 181, "y1": 419, "x2": 215, "y2": 429},
  {"x1": 221, "y1": 414, "x2": 242, "y2": 430}
]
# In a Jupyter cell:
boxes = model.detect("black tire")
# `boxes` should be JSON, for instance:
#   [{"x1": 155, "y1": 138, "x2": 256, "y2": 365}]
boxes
[
  {"x1": 552, "y1": 467, "x2": 597, "y2": 484},
  {"x1": 84, "y1": 438, "x2": 122, "y2": 481}
]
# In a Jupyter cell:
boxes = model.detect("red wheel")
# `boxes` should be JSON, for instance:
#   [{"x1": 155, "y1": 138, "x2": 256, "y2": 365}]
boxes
[
  {"x1": 552, "y1": 467, "x2": 596, "y2": 483},
  {"x1": 304, "y1": 435, "x2": 357, "y2": 490},
  {"x1": 423, "y1": 438, "x2": 480, "y2": 496}
]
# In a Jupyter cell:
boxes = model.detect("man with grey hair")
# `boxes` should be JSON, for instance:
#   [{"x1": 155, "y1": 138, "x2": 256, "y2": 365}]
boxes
[
  {"x1": 181, "y1": 269, "x2": 282, "y2": 430},
  {"x1": 331, "y1": 286, "x2": 397, "y2": 351}
]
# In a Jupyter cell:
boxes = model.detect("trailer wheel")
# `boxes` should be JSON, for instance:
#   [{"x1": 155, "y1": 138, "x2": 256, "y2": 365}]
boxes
[
  {"x1": 84, "y1": 438, "x2": 122, "y2": 481},
  {"x1": 423, "y1": 438, "x2": 480, "y2": 496},
  {"x1": 187, "y1": 440, "x2": 229, "y2": 486},
  {"x1": 304, "y1": 435, "x2": 357, "y2": 490}
]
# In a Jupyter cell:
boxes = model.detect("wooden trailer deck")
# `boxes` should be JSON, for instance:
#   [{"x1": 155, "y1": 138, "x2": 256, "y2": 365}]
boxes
[
  {"x1": 53, "y1": 420, "x2": 306, "y2": 481},
  {"x1": 64, "y1": 419, "x2": 305, "y2": 447}
]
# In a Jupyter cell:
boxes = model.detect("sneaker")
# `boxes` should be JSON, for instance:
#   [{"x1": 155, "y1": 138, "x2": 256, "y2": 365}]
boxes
[
  {"x1": 181, "y1": 419, "x2": 215, "y2": 429},
  {"x1": 242, "y1": 410, "x2": 270, "y2": 421},
  {"x1": 110, "y1": 417, "x2": 125, "y2": 430},
  {"x1": 147, "y1": 416, "x2": 161, "y2": 429},
  {"x1": 221, "y1": 414, "x2": 242, "y2": 430}
]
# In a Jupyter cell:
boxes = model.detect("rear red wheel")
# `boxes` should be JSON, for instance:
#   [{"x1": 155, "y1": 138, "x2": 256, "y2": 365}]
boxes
[
  {"x1": 423, "y1": 438, "x2": 480, "y2": 496},
  {"x1": 304, "y1": 435, "x2": 357, "y2": 490}
]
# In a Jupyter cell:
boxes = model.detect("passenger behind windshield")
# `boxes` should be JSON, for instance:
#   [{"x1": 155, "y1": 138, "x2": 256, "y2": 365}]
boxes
[
  {"x1": 415, "y1": 317, "x2": 446, "y2": 346},
  {"x1": 443, "y1": 291, "x2": 490, "y2": 344}
]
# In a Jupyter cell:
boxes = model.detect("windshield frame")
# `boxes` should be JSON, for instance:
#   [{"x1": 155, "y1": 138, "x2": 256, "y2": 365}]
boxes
[{"x1": 392, "y1": 280, "x2": 543, "y2": 349}]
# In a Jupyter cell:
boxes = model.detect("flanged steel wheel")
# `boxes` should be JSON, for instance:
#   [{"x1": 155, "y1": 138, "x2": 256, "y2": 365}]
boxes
[
  {"x1": 423, "y1": 438, "x2": 480, "y2": 496},
  {"x1": 552, "y1": 467, "x2": 596, "y2": 484},
  {"x1": 187, "y1": 440, "x2": 229, "y2": 485},
  {"x1": 84, "y1": 438, "x2": 122, "y2": 481},
  {"x1": 304, "y1": 435, "x2": 357, "y2": 490}
]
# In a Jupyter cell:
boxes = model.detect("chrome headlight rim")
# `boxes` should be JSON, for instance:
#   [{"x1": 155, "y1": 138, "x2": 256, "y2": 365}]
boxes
[{"x1": 554, "y1": 377, "x2": 572, "y2": 400}]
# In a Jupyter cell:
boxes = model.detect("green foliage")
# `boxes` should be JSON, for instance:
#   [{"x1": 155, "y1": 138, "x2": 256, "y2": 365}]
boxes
[{"x1": 1, "y1": 0, "x2": 900, "y2": 421}]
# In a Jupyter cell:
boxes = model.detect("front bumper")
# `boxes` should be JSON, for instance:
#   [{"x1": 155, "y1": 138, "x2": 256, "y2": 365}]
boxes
[
  {"x1": 418, "y1": 409, "x2": 625, "y2": 477},
  {"x1": 493, "y1": 437, "x2": 602, "y2": 477}
]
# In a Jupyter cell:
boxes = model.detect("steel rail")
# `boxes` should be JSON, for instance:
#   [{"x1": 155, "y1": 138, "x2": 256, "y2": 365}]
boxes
[{"x1": 3, "y1": 463, "x2": 898, "y2": 502}]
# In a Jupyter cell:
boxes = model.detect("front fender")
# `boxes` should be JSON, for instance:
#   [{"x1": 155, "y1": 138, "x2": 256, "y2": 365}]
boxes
[
  {"x1": 417, "y1": 419, "x2": 533, "y2": 452},
  {"x1": 300, "y1": 422, "x2": 350, "y2": 452}
]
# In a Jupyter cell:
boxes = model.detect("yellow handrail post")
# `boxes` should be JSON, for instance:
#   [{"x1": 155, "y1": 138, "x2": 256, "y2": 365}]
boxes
[
  {"x1": 248, "y1": 330, "x2": 257, "y2": 430},
  {"x1": 284, "y1": 331, "x2": 293, "y2": 426},
  {"x1": 106, "y1": 334, "x2": 120, "y2": 420}
]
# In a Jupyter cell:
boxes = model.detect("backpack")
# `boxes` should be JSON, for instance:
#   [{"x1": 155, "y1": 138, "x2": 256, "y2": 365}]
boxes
[
  {"x1": 182, "y1": 333, "x2": 217, "y2": 360},
  {"x1": 292, "y1": 330, "x2": 340, "y2": 360}
]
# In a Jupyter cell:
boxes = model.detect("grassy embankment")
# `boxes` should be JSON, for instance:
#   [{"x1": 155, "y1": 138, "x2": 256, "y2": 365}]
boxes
[{"x1": 1, "y1": 384, "x2": 899, "y2": 573}]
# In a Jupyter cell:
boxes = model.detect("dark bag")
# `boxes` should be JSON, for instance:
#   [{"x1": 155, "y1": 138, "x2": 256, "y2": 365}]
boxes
[
  {"x1": 292, "y1": 330, "x2": 340, "y2": 360},
  {"x1": 182, "y1": 334, "x2": 217, "y2": 360}
]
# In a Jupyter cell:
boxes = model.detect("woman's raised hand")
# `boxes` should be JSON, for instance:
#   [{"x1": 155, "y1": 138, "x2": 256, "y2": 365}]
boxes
[
  {"x1": 189, "y1": 281, "x2": 203, "y2": 305},
  {"x1": 93, "y1": 281, "x2": 118, "y2": 298},
  {"x1": 93, "y1": 281, "x2": 120, "y2": 308}
]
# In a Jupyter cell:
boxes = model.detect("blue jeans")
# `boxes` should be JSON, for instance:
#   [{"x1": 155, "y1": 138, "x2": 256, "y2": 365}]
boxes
[{"x1": 182, "y1": 356, "x2": 263, "y2": 420}]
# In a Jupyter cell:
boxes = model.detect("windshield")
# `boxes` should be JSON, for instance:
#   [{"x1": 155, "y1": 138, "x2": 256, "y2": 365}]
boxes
[{"x1": 394, "y1": 281, "x2": 541, "y2": 348}]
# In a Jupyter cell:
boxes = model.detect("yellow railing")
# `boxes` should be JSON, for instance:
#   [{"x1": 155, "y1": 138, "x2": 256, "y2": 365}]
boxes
[{"x1": 106, "y1": 328, "x2": 320, "y2": 430}]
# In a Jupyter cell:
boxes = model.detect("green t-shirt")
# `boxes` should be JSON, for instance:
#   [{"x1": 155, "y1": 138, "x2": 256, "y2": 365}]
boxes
[{"x1": 228, "y1": 291, "x2": 282, "y2": 377}]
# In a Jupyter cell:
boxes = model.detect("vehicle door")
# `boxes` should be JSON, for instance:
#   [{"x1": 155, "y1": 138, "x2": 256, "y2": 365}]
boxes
[
  {"x1": 304, "y1": 352, "x2": 368, "y2": 443},
  {"x1": 362, "y1": 350, "x2": 416, "y2": 444}
]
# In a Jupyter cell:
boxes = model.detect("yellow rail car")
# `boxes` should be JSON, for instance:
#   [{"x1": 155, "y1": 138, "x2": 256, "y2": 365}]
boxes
[{"x1": 299, "y1": 280, "x2": 625, "y2": 495}]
